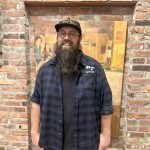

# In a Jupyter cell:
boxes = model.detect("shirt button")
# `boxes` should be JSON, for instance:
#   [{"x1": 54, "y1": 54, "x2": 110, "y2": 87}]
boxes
[
  {"x1": 59, "y1": 132, "x2": 62, "y2": 135},
  {"x1": 59, "y1": 120, "x2": 62, "y2": 123}
]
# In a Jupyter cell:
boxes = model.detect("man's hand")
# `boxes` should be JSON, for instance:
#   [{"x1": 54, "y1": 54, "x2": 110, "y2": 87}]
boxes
[
  {"x1": 98, "y1": 115, "x2": 112, "y2": 150},
  {"x1": 98, "y1": 133, "x2": 111, "y2": 150},
  {"x1": 31, "y1": 132, "x2": 43, "y2": 150}
]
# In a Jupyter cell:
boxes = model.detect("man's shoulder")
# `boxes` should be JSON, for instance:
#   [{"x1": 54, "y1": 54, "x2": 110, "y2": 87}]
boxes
[{"x1": 38, "y1": 58, "x2": 55, "y2": 73}]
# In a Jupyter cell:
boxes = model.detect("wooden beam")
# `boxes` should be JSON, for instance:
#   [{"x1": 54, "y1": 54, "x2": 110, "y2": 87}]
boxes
[{"x1": 24, "y1": 1, "x2": 137, "y2": 7}]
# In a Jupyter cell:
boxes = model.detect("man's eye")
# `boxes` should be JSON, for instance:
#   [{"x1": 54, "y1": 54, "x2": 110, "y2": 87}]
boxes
[
  {"x1": 60, "y1": 32, "x2": 65, "y2": 36},
  {"x1": 69, "y1": 32, "x2": 76, "y2": 37}
]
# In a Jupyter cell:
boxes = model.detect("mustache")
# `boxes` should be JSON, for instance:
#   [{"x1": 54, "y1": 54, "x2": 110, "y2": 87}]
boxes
[{"x1": 61, "y1": 40, "x2": 73, "y2": 45}]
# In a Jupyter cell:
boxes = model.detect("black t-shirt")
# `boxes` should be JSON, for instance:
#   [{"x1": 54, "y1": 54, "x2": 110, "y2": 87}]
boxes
[{"x1": 62, "y1": 74, "x2": 75, "y2": 150}]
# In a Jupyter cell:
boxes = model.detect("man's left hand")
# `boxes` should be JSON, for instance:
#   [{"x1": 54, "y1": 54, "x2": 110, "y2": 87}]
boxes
[{"x1": 98, "y1": 133, "x2": 111, "y2": 150}]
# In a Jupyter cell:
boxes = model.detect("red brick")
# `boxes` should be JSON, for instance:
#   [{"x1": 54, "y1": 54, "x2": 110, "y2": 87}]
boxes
[
  {"x1": 127, "y1": 126, "x2": 138, "y2": 131},
  {"x1": 140, "y1": 107, "x2": 150, "y2": 112},
  {"x1": 131, "y1": 26, "x2": 144, "y2": 34},
  {"x1": 7, "y1": 73, "x2": 27, "y2": 79},
  {"x1": 0, "y1": 106, "x2": 13, "y2": 111},
  {"x1": 128, "y1": 100, "x2": 149, "y2": 106},
  {"x1": 0, "y1": 112, "x2": 9, "y2": 118},
  {"x1": 127, "y1": 120, "x2": 138, "y2": 125},
  {"x1": 132, "y1": 58, "x2": 145, "y2": 64},
  {"x1": 3, "y1": 24, "x2": 25, "y2": 32},
  {"x1": 3, "y1": 34, "x2": 19, "y2": 39},
  {"x1": 0, "y1": 93, "x2": 15, "y2": 99},
  {"x1": 4, "y1": 101, "x2": 21, "y2": 106},
  {"x1": 144, "y1": 43, "x2": 150, "y2": 49},
  {"x1": 2, "y1": 3, "x2": 16, "y2": 9},
  {"x1": 130, "y1": 42, "x2": 143, "y2": 49},
  {"x1": 18, "y1": 113, "x2": 28, "y2": 118},
  {"x1": 145, "y1": 27, "x2": 150, "y2": 35},
  {"x1": 139, "y1": 127, "x2": 150, "y2": 132},
  {"x1": 128, "y1": 113, "x2": 149, "y2": 119},
  {"x1": 3, "y1": 17, "x2": 20, "y2": 24},
  {"x1": 135, "y1": 12, "x2": 149, "y2": 20},
  {"x1": 6, "y1": 135, "x2": 21, "y2": 141},
  {"x1": 2, "y1": 86, "x2": 21, "y2": 92},
  {"x1": 3, "y1": 53, "x2": 26, "y2": 61},
  {"x1": 16, "y1": 80, "x2": 30, "y2": 86},
  {"x1": 139, "y1": 120, "x2": 150, "y2": 126},
  {"x1": 141, "y1": 85, "x2": 150, "y2": 92},
  {"x1": 3, "y1": 40, "x2": 26, "y2": 47},
  {"x1": 13, "y1": 107, "x2": 26, "y2": 112},
  {"x1": 126, "y1": 137, "x2": 139, "y2": 143},
  {"x1": 101, "y1": 15, "x2": 123, "y2": 21},
  {"x1": 3, "y1": 10, "x2": 26, "y2": 17},
  {"x1": 12, "y1": 130, "x2": 28, "y2": 136},
  {"x1": 136, "y1": 6, "x2": 150, "y2": 12},
  {"x1": 8, "y1": 61, "x2": 27, "y2": 67},
  {"x1": 130, "y1": 132, "x2": 144, "y2": 138},
  {"x1": 11, "y1": 118, "x2": 28, "y2": 124},
  {"x1": 15, "y1": 94, "x2": 27, "y2": 100}
]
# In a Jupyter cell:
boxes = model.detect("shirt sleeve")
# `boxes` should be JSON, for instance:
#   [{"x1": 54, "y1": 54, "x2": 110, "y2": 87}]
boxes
[
  {"x1": 99, "y1": 67, "x2": 114, "y2": 115},
  {"x1": 30, "y1": 70, "x2": 41, "y2": 104}
]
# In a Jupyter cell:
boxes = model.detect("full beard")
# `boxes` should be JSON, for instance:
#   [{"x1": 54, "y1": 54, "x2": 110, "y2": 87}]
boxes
[{"x1": 54, "y1": 40, "x2": 81, "y2": 75}]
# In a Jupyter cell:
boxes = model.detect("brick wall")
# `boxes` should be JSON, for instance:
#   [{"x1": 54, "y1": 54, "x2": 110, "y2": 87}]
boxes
[
  {"x1": 0, "y1": 0, "x2": 150, "y2": 150},
  {"x1": 0, "y1": 2, "x2": 2, "y2": 67},
  {"x1": 0, "y1": 0, "x2": 30, "y2": 150},
  {"x1": 124, "y1": 1, "x2": 150, "y2": 149}
]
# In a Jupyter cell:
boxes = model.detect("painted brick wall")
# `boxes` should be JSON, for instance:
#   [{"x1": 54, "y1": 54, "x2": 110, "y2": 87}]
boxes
[{"x1": 0, "y1": 0, "x2": 150, "y2": 150}]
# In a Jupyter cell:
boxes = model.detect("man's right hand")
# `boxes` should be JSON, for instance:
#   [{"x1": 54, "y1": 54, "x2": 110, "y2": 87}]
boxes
[{"x1": 31, "y1": 132, "x2": 43, "y2": 150}]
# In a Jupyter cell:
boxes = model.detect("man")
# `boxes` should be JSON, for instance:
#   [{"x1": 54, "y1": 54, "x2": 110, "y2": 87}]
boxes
[{"x1": 31, "y1": 18, "x2": 114, "y2": 150}]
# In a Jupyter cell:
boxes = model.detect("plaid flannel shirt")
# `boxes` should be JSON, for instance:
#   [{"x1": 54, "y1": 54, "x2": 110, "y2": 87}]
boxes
[{"x1": 30, "y1": 51, "x2": 114, "y2": 150}]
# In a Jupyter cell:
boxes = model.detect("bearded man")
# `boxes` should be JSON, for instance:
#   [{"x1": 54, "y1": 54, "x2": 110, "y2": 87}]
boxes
[{"x1": 31, "y1": 18, "x2": 114, "y2": 150}]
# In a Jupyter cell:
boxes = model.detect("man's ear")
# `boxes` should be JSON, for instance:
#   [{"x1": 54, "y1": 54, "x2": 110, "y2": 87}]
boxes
[{"x1": 80, "y1": 35, "x2": 82, "y2": 41}]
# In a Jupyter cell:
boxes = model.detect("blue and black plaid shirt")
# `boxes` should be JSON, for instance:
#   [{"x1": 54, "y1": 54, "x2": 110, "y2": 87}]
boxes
[{"x1": 31, "y1": 51, "x2": 114, "y2": 150}]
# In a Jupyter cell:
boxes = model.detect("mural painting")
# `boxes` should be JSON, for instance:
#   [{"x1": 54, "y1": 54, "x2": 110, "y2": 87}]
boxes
[{"x1": 33, "y1": 18, "x2": 127, "y2": 138}]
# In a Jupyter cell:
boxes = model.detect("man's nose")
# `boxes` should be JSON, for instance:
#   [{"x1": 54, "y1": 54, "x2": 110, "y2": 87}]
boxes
[{"x1": 64, "y1": 34, "x2": 69, "y2": 39}]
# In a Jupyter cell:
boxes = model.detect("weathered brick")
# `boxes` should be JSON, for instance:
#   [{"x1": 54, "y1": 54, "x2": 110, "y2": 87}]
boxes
[
  {"x1": 1, "y1": 3, "x2": 17, "y2": 9},
  {"x1": 3, "y1": 33, "x2": 19, "y2": 39},
  {"x1": 0, "y1": 112, "x2": 9, "y2": 118},
  {"x1": 132, "y1": 58, "x2": 145, "y2": 64},
  {"x1": 139, "y1": 127, "x2": 150, "y2": 132},
  {"x1": 3, "y1": 10, "x2": 26, "y2": 17},
  {"x1": 135, "y1": 20, "x2": 150, "y2": 26},
  {"x1": 130, "y1": 42, "x2": 143, "y2": 49},
  {"x1": 15, "y1": 94, "x2": 27, "y2": 100},
  {"x1": 13, "y1": 107, "x2": 26, "y2": 112},
  {"x1": 139, "y1": 119, "x2": 150, "y2": 126},
  {"x1": 101, "y1": 15, "x2": 123, "y2": 21},
  {"x1": 128, "y1": 113, "x2": 149, "y2": 119},
  {"x1": 135, "y1": 12, "x2": 149, "y2": 20},
  {"x1": 128, "y1": 100, "x2": 149, "y2": 106},
  {"x1": 130, "y1": 26, "x2": 144, "y2": 34},
  {"x1": 144, "y1": 42, "x2": 150, "y2": 49},
  {"x1": 132, "y1": 65, "x2": 150, "y2": 72},
  {"x1": 129, "y1": 132, "x2": 144, "y2": 138},
  {"x1": 3, "y1": 40, "x2": 26, "y2": 47},
  {"x1": 130, "y1": 51, "x2": 150, "y2": 57},
  {"x1": 12, "y1": 130, "x2": 28, "y2": 136}
]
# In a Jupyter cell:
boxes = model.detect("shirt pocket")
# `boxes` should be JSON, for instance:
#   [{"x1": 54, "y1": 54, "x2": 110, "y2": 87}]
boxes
[{"x1": 78, "y1": 73, "x2": 96, "y2": 99}]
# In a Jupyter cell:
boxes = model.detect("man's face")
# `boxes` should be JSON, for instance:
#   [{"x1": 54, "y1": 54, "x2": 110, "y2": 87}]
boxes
[{"x1": 57, "y1": 26, "x2": 82, "y2": 51}]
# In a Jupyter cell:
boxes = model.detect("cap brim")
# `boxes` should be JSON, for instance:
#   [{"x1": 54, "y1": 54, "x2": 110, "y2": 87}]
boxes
[{"x1": 55, "y1": 24, "x2": 81, "y2": 34}]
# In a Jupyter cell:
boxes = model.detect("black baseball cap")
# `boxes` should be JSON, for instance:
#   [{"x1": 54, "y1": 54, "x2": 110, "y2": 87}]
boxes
[{"x1": 55, "y1": 17, "x2": 82, "y2": 35}]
